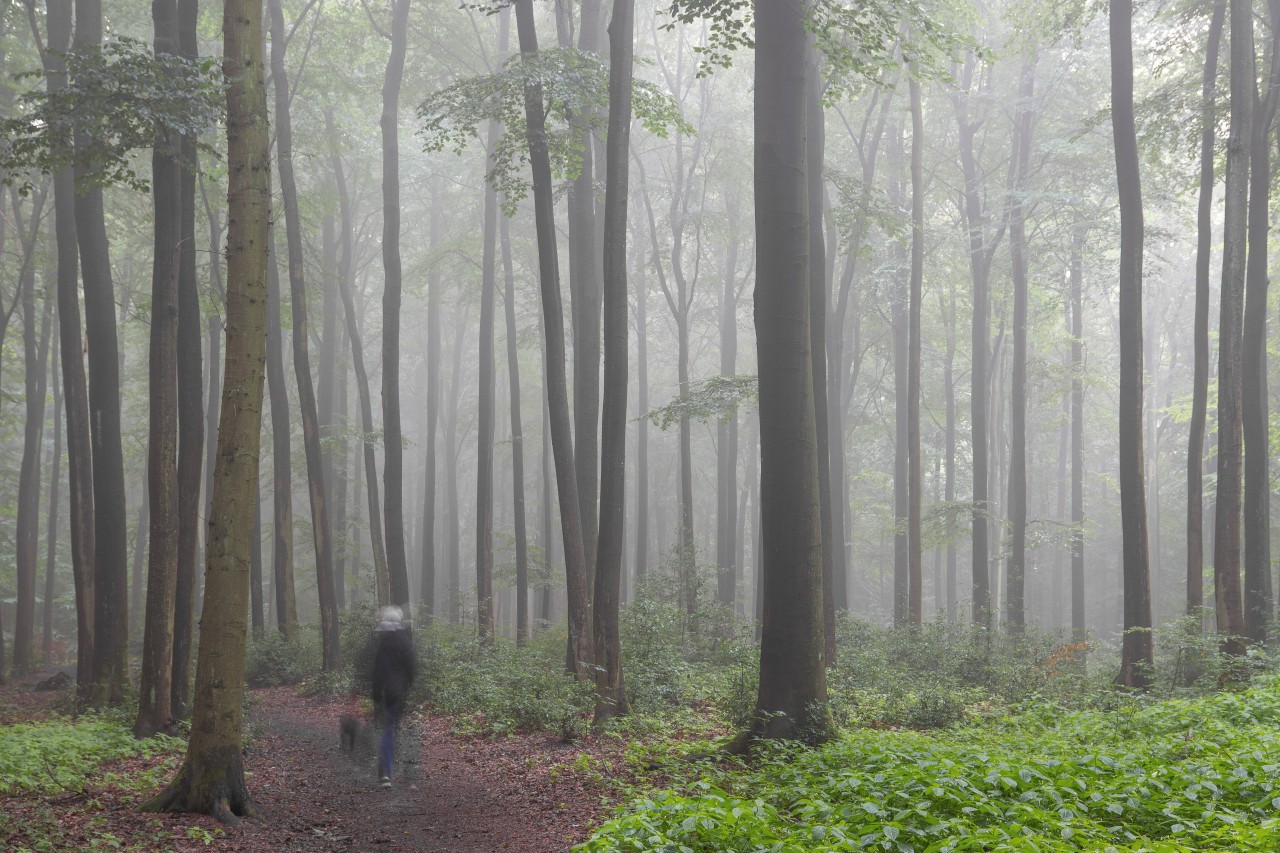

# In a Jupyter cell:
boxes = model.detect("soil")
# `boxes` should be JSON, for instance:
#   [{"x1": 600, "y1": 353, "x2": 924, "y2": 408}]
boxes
[{"x1": 0, "y1": 675, "x2": 624, "y2": 852}]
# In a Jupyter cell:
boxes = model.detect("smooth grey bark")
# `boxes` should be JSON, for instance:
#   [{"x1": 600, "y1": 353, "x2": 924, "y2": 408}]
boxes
[
  {"x1": 380, "y1": 0, "x2": 412, "y2": 613},
  {"x1": 264, "y1": 233, "x2": 298, "y2": 638},
  {"x1": 1188, "y1": 2, "x2": 1224, "y2": 622},
  {"x1": 43, "y1": 342, "x2": 63, "y2": 664},
  {"x1": 751, "y1": 0, "x2": 828, "y2": 742},
  {"x1": 422, "y1": 204, "x2": 443, "y2": 618},
  {"x1": 501, "y1": 210, "x2": 530, "y2": 645},
  {"x1": 1241, "y1": 0, "x2": 1279, "y2": 643},
  {"x1": 716, "y1": 201, "x2": 741, "y2": 611},
  {"x1": 1213, "y1": 0, "x2": 1253, "y2": 659},
  {"x1": 1070, "y1": 224, "x2": 1086, "y2": 643},
  {"x1": 515, "y1": 0, "x2": 592, "y2": 676},
  {"x1": 269, "y1": 0, "x2": 340, "y2": 670},
  {"x1": 76, "y1": 0, "x2": 129, "y2": 707},
  {"x1": 907, "y1": 73, "x2": 924, "y2": 628},
  {"x1": 1111, "y1": 0, "x2": 1154, "y2": 686}
]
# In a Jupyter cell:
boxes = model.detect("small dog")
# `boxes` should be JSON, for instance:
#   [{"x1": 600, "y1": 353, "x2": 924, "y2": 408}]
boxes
[{"x1": 339, "y1": 714, "x2": 362, "y2": 752}]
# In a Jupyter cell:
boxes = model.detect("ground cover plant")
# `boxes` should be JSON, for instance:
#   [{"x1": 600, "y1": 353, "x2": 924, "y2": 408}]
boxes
[{"x1": 579, "y1": 644, "x2": 1280, "y2": 852}]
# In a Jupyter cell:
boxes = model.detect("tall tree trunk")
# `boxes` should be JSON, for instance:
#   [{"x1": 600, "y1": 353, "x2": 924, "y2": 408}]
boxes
[
  {"x1": 907, "y1": 72, "x2": 925, "y2": 628},
  {"x1": 569, "y1": 0, "x2": 604, "y2": 585},
  {"x1": 333, "y1": 223, "x2": 391, "y2": 606},
  {"x1": 501, "y1": 206, "x2": 530, "y2": 646},
  {"x1": 890, "y1": 124, "x2": 909, "y2": 628},
  {"x1": 1213, "y1": 0, "x2": 1253, "y2": 660},
  {"x1": 634, "y1": 229, "x2": 649, "y2": 586},
  {"x1": 41, "y1": 0, "x2": 93, "y2": 696},
  {"x1": 251, "y1": 487, "x2": 264, "y2": 636},
  {"x1": 477, "y1": 99, "x2": 501, "y2": 642},
  {"x1": 1070, "y1": 224, "x2": 1086, "y2": 644},
  {"x1": 14, "y1": 191, "x2": 52, "y2": 677},
  {"x1": 421, "y1": 204, "x2": 442, "y2": 618},
  {"x1": 136, "y1": 0, "x2": 182, "y2": 736},
  {"x1": 380, "y1": 0, "x2": 412, "y2": 612},
  {"x1": 143, "y1": 0, "x2": 269, "y2": 811},
  {"x1": 540, "y1": 375, "x2": 555, "y2": 628},
  {"x1": 44, "y1": 342, "x2": 63, "y2": 664},
  {"x1": 1242, "y1": 0, "x2": 1279, "y2": 643},
  {"x1": 515, "y1": 0, "x2": 592, "y2": 677},
  {"x1": 751, "y1": 0, "x2": 828, "y2": 742},
  {"x1": 943, "y1": 276, "x2": 957, "y2": 622},
  {"x1": 268, "y1": 0, "x2": 339, "y2": 670},
  {"x1": 318, "y1": 150, "x2": 341, "y2": 609},
  {"x1": 129, "y1": 474, "x2": 149, "y2": 646},
  {"x1": 593, "y1": 0, "x2": 634, "y2": 724},
  {"x1": 172, "y1": 0, "x2": 202, "y2": 722},
  {"x1": 265, "y1": 235, "x2": 298, "y2": 638},
  {"x1": 1188, "y1": 2, "x2": 1225, "y2": 623},
  {"x1": 951, "y1": 60, "x2": 1003, "y2": 630},
  {"x1": 74, "y1": 0, "x2": 129, "y2": 707},
  {"x1": 716, "y1": 214, "x2": 740, "y2": 610},
  {"x1": 1111, "y1": 0, "x2": 1155, "y2": 687},
  {"x1": 808, "y1": 45, "x2": 837, "y2": 655},
  {"x1": 445, "y1": 318, "x2": 465, "y2": 622},
  {"x1": 1005, "y1": 56, "x2": 1035, "y2": 634}
]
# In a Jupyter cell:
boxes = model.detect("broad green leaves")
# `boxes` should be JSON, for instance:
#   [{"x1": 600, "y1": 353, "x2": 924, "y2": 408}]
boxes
[
  {"x1": 0, "y1": 38, "x2": 224, "y2": 195},
  {"x1": 417, "y1": 48, "x2": 691, "y2": 215},
  {"x1": 645, "y1": 374, "x2": 758, "y2": 431}
]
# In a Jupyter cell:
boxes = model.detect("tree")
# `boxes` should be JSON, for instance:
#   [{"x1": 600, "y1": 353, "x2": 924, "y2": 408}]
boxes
[
  {"x1": 265, "y1": 233, "x2": 299, "y2": 637},
  {"x1": 906, "y1": 71, "x2": 925, "y2": 629},
  {"x1": 75, "y1": 0, "x2": 129, "y2": 708},
  {"x1": 514, "y1": 0, "x2": 592, "y2": 677},
  {"x1": 593, "y1": 0, "x2": 635, "y2": 725},
  {"x1": 1187, "y1": 2, "x2": 1224, "y2": 623},
  {"x1": 143, "y1": 0, "x2": 270, "y2": 816},
  {"x1": 268, "y1": 0, "x2": 340, "y2": 670},
  {"x1": 1241, "y1": 0, "x2": 1278, "y2": 644},
  {"x1": 380, "y1": 0, "x2": 412, "y2": 614},
  {"x1": 751, "y1": 0, "x2": 828, "y2": 742},
  {"x1": 501, "y1": 209, "x2": 530, "y2": 644},
  {"x1": 1212, "y1": 0, "x2": 1253, "y2": 661},
  {"x1": 135, "y1": 0, "x2": 182, "y2": 737},
  {"x1": 172, "y1": 0, "x2": 203, "y2": 721},
  {"x1": 43, "y1": 0, "x2": 94, "y2": 696},
  {"x1": 1005, "y1": 55, "x2": 1036, "y2": 633},
  {"x1": 1111, "y1": 0, "x2": 1153, "y2": 688}
]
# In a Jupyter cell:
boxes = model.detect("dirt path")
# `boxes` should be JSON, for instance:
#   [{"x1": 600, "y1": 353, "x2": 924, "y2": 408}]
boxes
[{"x1": 214, "y1": 688, "x2": 609, "y2": 852}]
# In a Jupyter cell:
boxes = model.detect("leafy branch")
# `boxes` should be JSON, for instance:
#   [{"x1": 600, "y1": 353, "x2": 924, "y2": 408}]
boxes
[
  {"x1": 0, "y1": 37, "x2": 225, "y2": 195},
  {"x1": 645, "y1": 374, "x2": 758, "y2": 431}
]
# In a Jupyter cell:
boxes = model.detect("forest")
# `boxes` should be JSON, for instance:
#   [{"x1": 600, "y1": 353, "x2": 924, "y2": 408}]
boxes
[{"x1": 0, "y1": 0, "x2": 1279, "y2": 847}]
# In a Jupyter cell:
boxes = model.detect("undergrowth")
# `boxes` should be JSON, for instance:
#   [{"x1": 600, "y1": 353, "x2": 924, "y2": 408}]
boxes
[
  {"x1": 579, "y1": 675, "x2": 1280, "y2": 852},
  {"x1": 0, "y1": 714, "x2": 183, "y2": 795}
]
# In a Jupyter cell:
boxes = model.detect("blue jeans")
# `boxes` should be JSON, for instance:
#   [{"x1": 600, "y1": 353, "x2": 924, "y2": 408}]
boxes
[{"x1": 378, "y1": 700, "x2": 402, "y2": 779}]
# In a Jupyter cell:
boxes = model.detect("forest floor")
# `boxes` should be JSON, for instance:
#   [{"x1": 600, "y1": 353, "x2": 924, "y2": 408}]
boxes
[{"x1": 0, "y1": 673, "x2": 623, "y2": 852}]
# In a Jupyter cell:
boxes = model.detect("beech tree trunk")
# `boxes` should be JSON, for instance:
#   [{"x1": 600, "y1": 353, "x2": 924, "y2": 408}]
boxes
[
  {"x1": 476, "y1": 95, "x2": 500, "y2": 641},
  {"x1": 43, "y1": 0, "x2": 93, "y2": 695},
  {"x1": 43, "y1": 343, "x2": 63, "y2": 664},
  {"x1": 593, "y1": 0, "x2": 634, "y2": 724},
  {"x1": 1188, "y1": 3, "x2": 1224, "y2": 623},
  {"x1": 380, "y1": 0, "x2": 412, "y2": 612},
  {"x1": 1005, "y1": 56, "x2": 1035, "y2": 634},
  {"x1": 13, "y1": 189, "x2": 51, "y2": 677},
  {"x1": 268, "y1": 0, "x2": 340, "y2": 670},
  {"x1": 422, "y1": 204, "x2": 443, "y2": 618},
  {"x1": 142, "y1": 0, "x2": 269, "y2": 814},
  {"x1": 265, "y1": 234, "x2": 298, "y2": 639},
  {"x1": 514, "y1": 0, "x2": 592, "y2": 677},
  {"x1": 329, "y1": 147, "x2": 391, "y2": 606},
  {"x1": 1213, "y1": 0, "x2": 1253, "y2": 659},
  {"x1": 136, "y1": 0, "x2": 182, "y2": 736},
  {"x1": 1070, "y1": 224, "x2": 1086, "y2": 644},
  {"x1": 1241, "y1": 0, "x2": 1279, "y2": 643},
  {"x1": 907, "y1": 73, "x2": 925, "y2": 628},
  {"x1": 751, "y1": 0, "x2": 828, "y2": 742},
  {"x1": 634, "y1": 231, "x2": 650, "y2": 586},
  {"x1": 75, "y1": 0, "x2": 129, "y2": 707},
  {"x1": 501, "y1": 208, "x2": 530, "y2": 645},
  {"x1": 1111, "y1": 0, "x2": 1155, "y2": 687},
  {"x1": 171, "y1": 0, "x2": 202, "y2": 722}
]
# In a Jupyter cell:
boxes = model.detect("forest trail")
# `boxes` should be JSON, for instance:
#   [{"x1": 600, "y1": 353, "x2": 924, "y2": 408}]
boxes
[{"x1": 219, "y1": 687, "x2": 606, "y2": 852}]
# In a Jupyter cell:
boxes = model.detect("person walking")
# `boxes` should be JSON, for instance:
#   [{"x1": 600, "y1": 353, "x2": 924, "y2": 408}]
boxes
[{"x1": 370, "y1": 606, "x2": 416, "y2": 787}]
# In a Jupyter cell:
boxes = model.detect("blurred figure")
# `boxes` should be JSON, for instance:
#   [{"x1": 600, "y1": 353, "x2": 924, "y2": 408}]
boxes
[{"x1": 369, "y1": 605, "x2": 416, "y2": 787}]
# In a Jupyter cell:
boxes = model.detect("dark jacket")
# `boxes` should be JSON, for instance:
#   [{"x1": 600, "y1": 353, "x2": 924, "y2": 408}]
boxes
[{"x1": 371, "y1": 629, "x2": 416, "y2": 708}]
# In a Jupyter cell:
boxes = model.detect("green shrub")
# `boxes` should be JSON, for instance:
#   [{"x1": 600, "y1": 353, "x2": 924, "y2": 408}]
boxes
[
  {"x1": 244, "y1": 629, "x2": 322, "y2": 687},
  {"x1": 0, "y1": 716, "x2": 183, "y2": 794},
  {"x1": 580, "y1": 675, "x2": 1280, "y2": 852}
]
